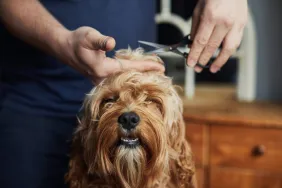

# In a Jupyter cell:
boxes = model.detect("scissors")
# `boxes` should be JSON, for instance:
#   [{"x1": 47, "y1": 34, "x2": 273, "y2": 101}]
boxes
[{"x1": 138, "y1": 34, "x2": 213, "y2": 69}]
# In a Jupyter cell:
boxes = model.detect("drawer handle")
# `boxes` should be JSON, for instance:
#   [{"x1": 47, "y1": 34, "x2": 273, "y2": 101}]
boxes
[{"x1": 252, "y1": 145, "x2": 266, "y2": 157}]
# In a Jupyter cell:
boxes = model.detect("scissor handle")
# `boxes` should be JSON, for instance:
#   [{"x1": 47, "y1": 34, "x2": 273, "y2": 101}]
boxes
[
  {"x1": 180, "y1": 34, "x2": 193, "y2": 46},
  {"x1": 183, "y1": 52, "x2": 188, "y2": 58}
]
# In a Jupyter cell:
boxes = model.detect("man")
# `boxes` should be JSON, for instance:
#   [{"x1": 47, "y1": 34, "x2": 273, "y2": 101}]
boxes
[{"x1": 0, "y1": 0, "x2": 248, "y2": 187}]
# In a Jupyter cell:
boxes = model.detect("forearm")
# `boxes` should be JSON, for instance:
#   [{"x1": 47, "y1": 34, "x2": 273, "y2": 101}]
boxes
[{"x1": 0, "y1": 0, "x2": 69, "y2": 58}]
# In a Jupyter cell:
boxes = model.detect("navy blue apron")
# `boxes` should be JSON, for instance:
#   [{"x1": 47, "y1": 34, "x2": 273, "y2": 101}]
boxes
[{"x1": 0, "y1": 0, "x2": 156, "y2": 187}]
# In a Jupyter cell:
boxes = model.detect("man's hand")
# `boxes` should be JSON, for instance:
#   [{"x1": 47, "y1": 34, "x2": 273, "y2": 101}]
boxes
[
  {"x1": 188, "y1": 0, "x2": 248, "y2": 73},
  {"x1": 0, "y1": 0, "x2": 164, "y2": 85},
  {"x1": 58, "y1": 27, "x2": 165, "y2": 85}
]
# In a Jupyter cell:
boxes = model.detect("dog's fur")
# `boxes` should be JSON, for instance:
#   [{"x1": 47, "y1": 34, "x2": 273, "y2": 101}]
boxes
[{"x1": 66, "y1": 48, "x2": 197, "y2": 188}]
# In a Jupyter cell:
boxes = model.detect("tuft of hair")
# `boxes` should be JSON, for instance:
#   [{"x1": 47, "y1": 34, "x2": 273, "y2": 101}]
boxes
[
  {"x1": 114, "y1": 47, "x2": 164, "y2": 65},
  {"x1": 115, "y1": 146, "x2": 146, "y2": 188}
]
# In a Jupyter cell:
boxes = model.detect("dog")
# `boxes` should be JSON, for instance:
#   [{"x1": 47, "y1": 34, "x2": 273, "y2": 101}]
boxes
[{"x1": 66, "y1": 48, "x2": 197, "y2": 188}]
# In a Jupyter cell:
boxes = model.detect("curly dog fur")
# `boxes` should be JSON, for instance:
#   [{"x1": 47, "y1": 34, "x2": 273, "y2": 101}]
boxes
[{"x1": 65, "y1": 48, "x2": 197, "y2": 188}]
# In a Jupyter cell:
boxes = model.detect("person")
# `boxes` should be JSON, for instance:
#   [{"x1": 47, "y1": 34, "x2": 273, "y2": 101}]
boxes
[{"x1": 0, "y1": 0, "x2": 248, "y2": 187}]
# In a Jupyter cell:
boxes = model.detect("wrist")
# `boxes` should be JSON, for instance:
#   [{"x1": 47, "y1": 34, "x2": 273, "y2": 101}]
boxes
[{"x1": 49, "y1": 26, "x2": 73, "y2": 64}]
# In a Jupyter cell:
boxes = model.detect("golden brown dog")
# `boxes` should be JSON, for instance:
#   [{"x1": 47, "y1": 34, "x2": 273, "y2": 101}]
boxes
[{"x1": 66, "y1": 48, "x2": 197, "y2": 188}]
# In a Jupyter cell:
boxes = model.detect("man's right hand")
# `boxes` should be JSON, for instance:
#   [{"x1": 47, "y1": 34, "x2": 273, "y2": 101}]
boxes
[
  {"x1": 0, "y1": 1, "x2": 164, "y2": 85},
  {"x1": 57, "y1": 27, "x2": 165, "y2": 85}
]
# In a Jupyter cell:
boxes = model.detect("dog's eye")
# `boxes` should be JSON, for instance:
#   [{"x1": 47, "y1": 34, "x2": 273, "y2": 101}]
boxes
[
  {"x1": 145, "y1": 98, "x2": 159, "y2": 105},
  {"x1": 102, "y1": 97, "x2": 118, "y2": 109},
  {"x1": 144, "y1": 100, "x2": 152, "y2": 105},
  {"x1": 145, "y1": 98, "x2": 163, "y2": 112},
  {"x1": 102, "y1": 97, "x2": 117, "y2": 104},
  {"x1": 144, "y1": 98, "x2": 153, "y2": 104}
]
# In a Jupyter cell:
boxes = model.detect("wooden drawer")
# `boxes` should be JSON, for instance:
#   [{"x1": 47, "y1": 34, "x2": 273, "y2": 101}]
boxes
[
  {"x1": 210, "y1": 125, "x2": 282, "y2": 172},
  {"x1": 209, "y1": 167, "x2": 282, "y2": 188},
  {"x1": 185, "y1": 123, "x2": 207, "y2": 167},
  {"x1": 195, "y1": 167, "x2": 205, "y2": 188}
]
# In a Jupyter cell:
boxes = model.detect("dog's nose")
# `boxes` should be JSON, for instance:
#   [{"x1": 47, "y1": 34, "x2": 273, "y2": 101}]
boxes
[{"x1": 118, "y1": 112, "x2": 140, "y2": 130}]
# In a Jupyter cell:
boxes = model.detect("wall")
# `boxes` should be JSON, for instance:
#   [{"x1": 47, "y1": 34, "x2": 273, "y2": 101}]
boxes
[{"x1": 248, "y1": 0, "x2": 282, "y2": 101}]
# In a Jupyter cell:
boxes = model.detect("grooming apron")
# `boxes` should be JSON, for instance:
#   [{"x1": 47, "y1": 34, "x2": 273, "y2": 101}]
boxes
[{"x1": 0, "y1": 0, "x2": 156, "y2": 187}]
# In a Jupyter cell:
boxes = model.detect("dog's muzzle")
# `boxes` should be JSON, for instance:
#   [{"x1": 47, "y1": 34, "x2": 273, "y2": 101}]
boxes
[{"x1": 118, "y1": 112, "x2": 140, "y2": 148}]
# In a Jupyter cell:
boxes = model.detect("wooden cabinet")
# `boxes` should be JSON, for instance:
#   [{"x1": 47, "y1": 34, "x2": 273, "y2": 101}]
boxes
[
  {"x1": 210, "y1": 126, "x2": 282, "y2": 172},
  {"x1": 185, "y1": 123, "x2": 208, "y2": 188},
  {"x1": 182, "y1": 84, "x2": 282, "y2": 188},
  {"x1": 209, "y1": 168, "x2": 282, "y2": 188}
]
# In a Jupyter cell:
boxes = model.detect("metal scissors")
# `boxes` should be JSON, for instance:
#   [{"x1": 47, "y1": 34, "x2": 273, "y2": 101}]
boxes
[{"x1": 138, "y1": 34, "x2": 212, "y2": 69}]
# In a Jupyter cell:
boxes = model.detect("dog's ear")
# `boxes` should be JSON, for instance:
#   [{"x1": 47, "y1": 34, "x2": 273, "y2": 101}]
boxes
[
  {"x1": 161, "y1": 82, "x2": 186, "y2": 138},
  {"x1": 166, "y1": 85, "x2": 197, "y2": 188},
  {"x1": 173, "y1": 118, "x2": 197, "y2": 188},
  {"x1": 65, "y1": 87, "x2": 103, "y2": 187},
  {"x1": 65, "y1": 132, "x2": 89, "y2": 188}
]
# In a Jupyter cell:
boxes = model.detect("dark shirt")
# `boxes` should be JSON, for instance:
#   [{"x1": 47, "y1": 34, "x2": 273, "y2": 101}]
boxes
[{"x1": 0, "y1": 0, "x2": 156, "y2": 118}]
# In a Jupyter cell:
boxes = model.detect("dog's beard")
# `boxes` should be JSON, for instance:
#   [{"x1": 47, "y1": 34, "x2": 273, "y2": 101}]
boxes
[
  {"x1": 115, "y1": 146, "x2": 146, "y2": 188},
  {"x1": 86, "y1": 105, "x2": 169, "y2": 188}
]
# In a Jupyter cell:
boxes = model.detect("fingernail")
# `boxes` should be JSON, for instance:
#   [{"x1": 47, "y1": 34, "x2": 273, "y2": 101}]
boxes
[
  {"x1": 194, "y1": 66, "x2": 202, "y2": 73},
  {"x1": 101, "y1": 36, "x2": 115, "y2": 51},
  {"x1": 100, "y1": 36, "x2": 109, "y2": 50},
  {"x1": 210, "y1": 66, "x2": 220, "y2": 73},
  {"x1": 187, "y1": 58, "x2": 196, "y2": 67}
]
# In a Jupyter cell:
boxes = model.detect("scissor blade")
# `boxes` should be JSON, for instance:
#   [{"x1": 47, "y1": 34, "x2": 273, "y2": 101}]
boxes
[
  {"x1": 144, "y1": 48, "x2": 171, "y2": 54},
  {"x1": 138, "y1": 40, "x2": 168, "y2": 49}
]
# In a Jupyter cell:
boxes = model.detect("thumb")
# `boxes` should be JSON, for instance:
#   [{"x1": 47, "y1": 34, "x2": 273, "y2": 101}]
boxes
[{"x1": 84, "y1": 29, "x2": 116, "y2": 51}]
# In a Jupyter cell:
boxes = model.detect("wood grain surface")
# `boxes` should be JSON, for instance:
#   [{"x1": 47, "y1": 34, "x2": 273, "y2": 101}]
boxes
[
  {"x1": 181, "y1": 84, "x2": 282, "y2": 128},
  {"x1": 209, "y1": 167, "x2": 282, "y2": 188},
  {"x1": 210, "y1": 125, "x2": 282, "y2": 172}
]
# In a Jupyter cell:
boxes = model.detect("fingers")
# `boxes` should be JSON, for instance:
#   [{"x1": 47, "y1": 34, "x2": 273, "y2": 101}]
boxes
[
  {"x1": 98, "y1": 36, "x2": 116, "y2": 51},
  {"x1": 114, "y1": 59, "x2": 165, "y2": 73},
  {"x1": 190, "y1": 2, "x2": 202, "y2": 42},
  {"x1": 124, "y1": 60, "x2": 166, "y2": 73},
  {"x1": 94, "y1": 57, "x2": 165, "y2": 78},
  {"x1": 194, "y1": 25, "x2": 230, "y2": 73},
  {"x1": 102, "y1": 58, "x2": 165, "y2": 75},
  {"x1": 84, "y1": 29, "x2": 116, "y2": 51},
  {"x1": 188, "y1": 0, "x2": 248, "y2": 73},
  {"x1": 90, "y1": 58, "x2": 166, "y2": 85},
  {"x1": 187, "y1": 15, "x2": 216, "y2": 67},
  {"x1": 189, "y1": 12, "x2": 200, "y2": 49},
  {"x1": 210, "y1": 26, "x2": 243, "y2": 73}
]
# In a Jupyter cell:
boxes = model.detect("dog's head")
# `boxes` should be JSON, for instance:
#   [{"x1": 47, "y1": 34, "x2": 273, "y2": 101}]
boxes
[{"x1": 67, "y1": 48, "x2": 195, "y2": 188}]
